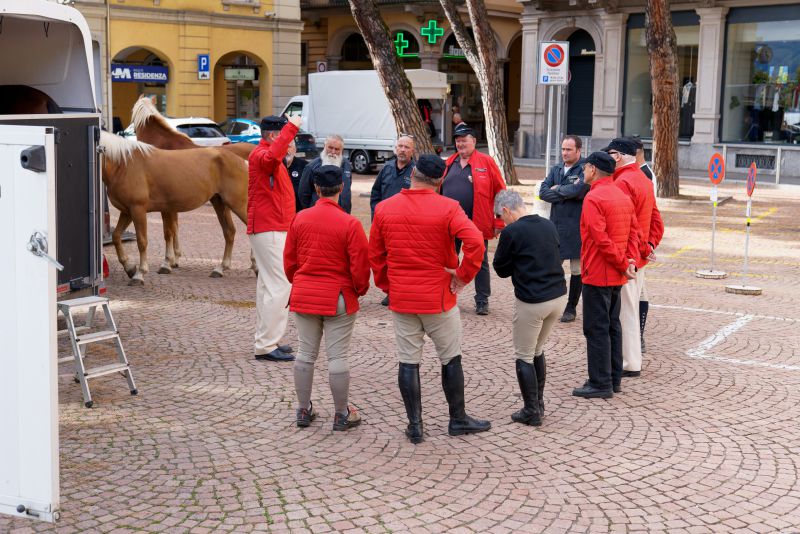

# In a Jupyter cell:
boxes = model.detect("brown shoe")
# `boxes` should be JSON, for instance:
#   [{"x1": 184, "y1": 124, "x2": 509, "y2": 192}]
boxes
[
  {"x1": 296, "y1": 401, "x2": 316, "y2": 428},
  {"x1": 332, "y1": 406, "x2": 362, "y2": 431}
]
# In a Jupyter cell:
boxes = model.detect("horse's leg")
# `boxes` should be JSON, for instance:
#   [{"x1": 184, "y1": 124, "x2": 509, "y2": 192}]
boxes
[
  {"x1": 128, "y1": 206, "x2": 149, "y2": 285},
  {"x1": 209, "y1": 196, "x2": 235, "y2": 278},
  {"x1": 112, "y1": 212, "x2": 137, "y2": 278},
  {"x1": 172, "y1": 214, "x2": 182, "y2": 266},
  {"x1": 225, "y1": 199, "x2": 258, "y2": 275},
  {"x1": 158, "y1": 211, "x2": 175, "y2": 274}
]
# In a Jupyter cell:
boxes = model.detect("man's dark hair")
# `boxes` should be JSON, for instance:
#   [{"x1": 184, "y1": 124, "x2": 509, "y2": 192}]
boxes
[
  {"x1": 412, "y1": 169, "x2": 443, "y2": 187},
  {"x1": 563, "y1": 134, "x2": 582, "y2": 150},
  {"x1": 317, "y1": 183, "x2": 343, "y2": 197}
]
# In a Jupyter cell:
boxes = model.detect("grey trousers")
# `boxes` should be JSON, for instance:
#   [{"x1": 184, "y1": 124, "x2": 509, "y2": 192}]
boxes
[{"x1": 294, "y1": 295, "x2": 357, "y2": 375}]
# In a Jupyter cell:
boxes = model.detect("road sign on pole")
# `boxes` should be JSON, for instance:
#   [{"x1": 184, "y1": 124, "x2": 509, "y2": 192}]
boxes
[
  {"x1": 697, "y1": 152, "x2": 728, "y2": 279},
  {"x1": 538, "y1": 42, "x2": 569, "y2": 85},
  {"x1": 727, "y1": 163, "x2": 762, "y2": 295}
]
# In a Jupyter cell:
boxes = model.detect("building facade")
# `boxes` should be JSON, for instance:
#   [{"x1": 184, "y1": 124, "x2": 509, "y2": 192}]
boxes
[{"x1": 74, "y1": 0, "x2": 302, "y2": 130}]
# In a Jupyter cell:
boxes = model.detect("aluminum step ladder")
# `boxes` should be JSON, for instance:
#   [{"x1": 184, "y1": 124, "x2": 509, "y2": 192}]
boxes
[{"x1": 57, "y1": 296, "x2": 137, "y2": 408}]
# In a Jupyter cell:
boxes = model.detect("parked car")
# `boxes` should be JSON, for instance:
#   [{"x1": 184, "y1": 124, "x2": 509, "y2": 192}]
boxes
[
  {"x1": 120, "y1": 117, "x2": 230, "y2": 146},
  {"x1": 218, "y1": 117, "x2": 319, "y2": 158}
]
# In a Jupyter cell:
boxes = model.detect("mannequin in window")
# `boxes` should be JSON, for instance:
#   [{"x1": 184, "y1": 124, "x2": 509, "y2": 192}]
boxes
[{"x1": 679, "y1": 78, "x2": 696, "y2": 138}]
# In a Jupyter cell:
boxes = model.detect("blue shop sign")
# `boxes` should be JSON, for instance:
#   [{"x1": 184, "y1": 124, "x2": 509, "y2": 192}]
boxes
[{"x1": 111, "y1": 64, "x2": 169, "y2": 83}]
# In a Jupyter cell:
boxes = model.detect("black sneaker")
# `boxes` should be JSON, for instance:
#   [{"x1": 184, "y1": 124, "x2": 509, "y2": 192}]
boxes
[
  {"x1": 332, "y1": 406, "x2": 362, "y2": 431},
  {"x1": 255, "y1": 348, "x2": 294, "y2": 362},
  {"x1": 572, "y1": 383, "x2": 613, "y2": 399},
  {"x1": 475, "y1": 302, "x2": 489, "y2": 316},
  {"x1": 278, "y1": 344, "x2": 294, "y2": 353},
  {"x1": 621, "y1": 370, "x2": 641, "y2": 378},
  {"x1": 296, "y1": 401, "x2": 316, "y2": 427},
  {"x1": 380, "y1": 296, "x2": 389, "y2": 306}
]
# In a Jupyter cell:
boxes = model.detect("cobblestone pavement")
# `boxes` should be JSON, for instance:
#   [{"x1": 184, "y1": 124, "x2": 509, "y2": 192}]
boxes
[{"x1": 3, "y1": 172, "x2": 800, "y2": 534}]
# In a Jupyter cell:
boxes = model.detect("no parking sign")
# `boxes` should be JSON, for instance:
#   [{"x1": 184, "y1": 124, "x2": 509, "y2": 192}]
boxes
[
  {"x1": 708, "y1": 152, "x2": 725, "y2": 185},
  {"x1": 747, "y1": 162, "x2": 757, "y2": 197},
  {"x1": 538, "y1": 41, "x2": 569, "y2": 85}
]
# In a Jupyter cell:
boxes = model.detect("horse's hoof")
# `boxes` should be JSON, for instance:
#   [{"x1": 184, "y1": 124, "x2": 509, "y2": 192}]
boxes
[
  {"x1": 124, "y1": 266, "x2": 138, "y2": 279},
  {"x1": 171, "y1": 263, "x2": 180, "y2": 269},
  {"x1": 128, "y1": 277, "x2": 145, "y2": 286},
  {"x1": 157, "y1": 266, "x2": 172, "y2": 274},
  {"x1": 209, "y1": 269, "x2": 224, "y2": 278}
]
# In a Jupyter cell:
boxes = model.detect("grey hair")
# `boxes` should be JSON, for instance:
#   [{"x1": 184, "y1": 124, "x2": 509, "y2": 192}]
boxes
[
  {"x1": 494, "y1": 190, "x2": 525, "y2": 215},
  {"x1": 325, "y1": 134, "x2": 344, "y2": 145},
  {"x1": 411, "y1": 169, "x2": 443, "y2": 187},
  {"x1": 619, "y1": 153, "x2": 637, "y2": 165}
]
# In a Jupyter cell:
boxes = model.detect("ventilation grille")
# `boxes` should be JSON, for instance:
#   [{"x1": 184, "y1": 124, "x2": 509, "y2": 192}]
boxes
[{"x1": 736, "y1": 154, "x2": 775, "y2": 170}]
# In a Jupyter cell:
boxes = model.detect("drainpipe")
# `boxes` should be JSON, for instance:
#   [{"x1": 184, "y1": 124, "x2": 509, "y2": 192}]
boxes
[{"x1": 106, "y1": 0, "x2": 113, "y2": 129}]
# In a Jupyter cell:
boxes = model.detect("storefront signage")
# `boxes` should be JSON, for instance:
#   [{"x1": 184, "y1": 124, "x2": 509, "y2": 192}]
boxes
[
  {"x1": 224, "y1": 68, "x2": 255, "y2": 81},
  {"x1": 538, "y1": 41, "x2": 569, "y2": 85},
  {"x1": 111, "y1": 63, "x2": 169, "y2": 83},
  {"x1": 394, "y1": 33, "x2": 409, "y2": 55},
  {"x1": 421, "y1": 20, "x2": 444, "y2": 45}
]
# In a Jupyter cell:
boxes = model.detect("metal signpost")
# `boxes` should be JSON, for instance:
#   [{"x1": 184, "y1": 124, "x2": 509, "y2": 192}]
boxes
[
  {"x1": 696, "y1": 153, "x2": 728, "y2": 279},
  {"x1": 726, "y1": 163, "x2": 762, "y2": 295},
  {"x1": 538, "y1": 42, "x2": 569, "y2": 172}
]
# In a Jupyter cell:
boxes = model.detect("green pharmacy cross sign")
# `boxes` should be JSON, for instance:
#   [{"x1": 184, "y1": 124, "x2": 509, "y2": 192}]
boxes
[
  {"x1": 421, "y1": 20, "x2": 444, "y2": 44},
  {"x1": 394, "y1": 32, "x2": 410, "y2": 55}
]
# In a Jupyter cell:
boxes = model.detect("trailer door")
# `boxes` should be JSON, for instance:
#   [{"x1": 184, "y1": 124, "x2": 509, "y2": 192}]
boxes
[{"x1": 0, "y1": 126, "x2": 60, "y2": 523}]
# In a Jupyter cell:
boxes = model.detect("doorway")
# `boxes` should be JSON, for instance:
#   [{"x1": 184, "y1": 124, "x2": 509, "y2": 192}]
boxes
[{"x1": 566, "y1": 30, "x2": 595, "y2": 136}]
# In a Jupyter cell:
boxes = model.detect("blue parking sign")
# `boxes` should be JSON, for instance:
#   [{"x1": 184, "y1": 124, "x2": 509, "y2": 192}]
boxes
[{"x1": 198, "y1": 54, "x2": 210, "y2": 80}]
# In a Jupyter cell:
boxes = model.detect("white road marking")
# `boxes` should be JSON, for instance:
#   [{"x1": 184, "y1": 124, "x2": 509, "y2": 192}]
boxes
[{"x1": 653, "y1": 304, "x2": 797, "y2": 323}]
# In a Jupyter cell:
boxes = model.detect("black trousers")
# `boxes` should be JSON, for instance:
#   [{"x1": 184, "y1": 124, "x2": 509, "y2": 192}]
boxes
[
  {"x1": 582, "y1": 284, "x2": 623, "y2": 390},
  {"x1": 455, "y1": 238, "x2": 490, "y2": 305}
]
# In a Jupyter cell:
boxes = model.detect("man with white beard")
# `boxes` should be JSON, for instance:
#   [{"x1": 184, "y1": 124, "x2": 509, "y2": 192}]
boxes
[{"x1": 298, "y1": 135, "x2": 353, "y2": 213}]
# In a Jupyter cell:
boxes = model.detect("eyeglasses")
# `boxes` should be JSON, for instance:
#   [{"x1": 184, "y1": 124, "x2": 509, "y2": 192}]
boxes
[{"x1": 399, "y1": 133, "x2": 415, "y2": 139}]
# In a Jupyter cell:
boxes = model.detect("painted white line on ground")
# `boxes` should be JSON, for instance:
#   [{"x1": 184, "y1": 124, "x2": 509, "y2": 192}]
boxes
[
  {"x1": 686, "y1": 314, "x2": 800, "y2": 371},
  {"x1": 653, "y1": 304, "x2": 798, "y2": 323}
]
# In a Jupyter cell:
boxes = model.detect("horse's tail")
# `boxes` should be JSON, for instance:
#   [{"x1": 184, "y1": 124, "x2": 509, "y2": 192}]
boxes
[{"x1": 99, "y1": 130, "x2": 154, "y2": 164}]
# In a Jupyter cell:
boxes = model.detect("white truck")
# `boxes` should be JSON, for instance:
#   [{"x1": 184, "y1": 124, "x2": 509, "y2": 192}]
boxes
[
  {"x1": 282, "y1": 69, "x2": 448, "y2": 173},
  {"x1": 1, "y1": 0, "x2": 102, "y2": 523}
]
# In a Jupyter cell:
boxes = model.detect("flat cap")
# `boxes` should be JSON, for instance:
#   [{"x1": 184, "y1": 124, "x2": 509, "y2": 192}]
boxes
[
  {"x1": 415, "y1": 154, "x2": 446, "y2": 179},
  {"x1": 453, "y1": 123, "x2": 475, "y2": 138},
  {"x1": 584, "y1": 151, "x2": 616, "y2": 175},
  {"x1": 259, "y1": 115, "x2": 288, "y2": 131},
  {"x1": 624, "y1": 135, "x2": 644, "y2": 151},
  {"x1": 602, "y1": 137, "x2": 638, "y2": 157},
  {"x1": 313, "y1": 165, "x2": 343, "y2": 188}
]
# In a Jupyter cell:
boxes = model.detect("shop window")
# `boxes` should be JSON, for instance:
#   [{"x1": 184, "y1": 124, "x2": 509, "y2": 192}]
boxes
[
  {"x1": 721, "y1": 6, "x2": 800, "y2": 145},
  {"x1": 623, "y1": 12, "x2": 699, "y2": 139}
]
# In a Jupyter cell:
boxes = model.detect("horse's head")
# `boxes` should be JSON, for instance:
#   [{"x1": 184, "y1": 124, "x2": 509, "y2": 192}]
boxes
[{"x1": 132, "y1": 96, "x2": 195, "y2": 149}]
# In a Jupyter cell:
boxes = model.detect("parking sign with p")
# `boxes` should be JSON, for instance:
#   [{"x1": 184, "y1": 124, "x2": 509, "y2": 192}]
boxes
[{"x1": 198, "y1": 54, "x2": 210, "y2": 80}]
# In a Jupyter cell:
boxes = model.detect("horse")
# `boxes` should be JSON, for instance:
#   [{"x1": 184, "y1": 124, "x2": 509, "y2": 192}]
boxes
[
  {"x1": 98, "y1": 131, "x2": 249, "y2": 285},
  {"x1": 130, "y1": 96, "x2": 256, "y2": 276},
  {"x1": 0, "y1": 85, "x2": 62, "y2": 114}
]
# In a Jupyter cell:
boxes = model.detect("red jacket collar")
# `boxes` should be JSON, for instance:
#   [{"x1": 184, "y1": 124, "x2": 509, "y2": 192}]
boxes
[
  {"x1": 590, "y1": 175, "x2": 615, "y2": 190},
  {"x1": 316, "y1": 197, "x2": 345, "y2": 211},
  {"x1": 258, "y1": 138, "x2": 273, "y2": 148},
  {"x1": 402, "y1": 188, "x2": 435, "y2": 195}
]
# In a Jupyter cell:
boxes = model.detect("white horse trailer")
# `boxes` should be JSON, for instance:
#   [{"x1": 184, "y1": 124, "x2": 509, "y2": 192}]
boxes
[{"x1": 0, "y1": 0, "x2": 102, "y2": 523}]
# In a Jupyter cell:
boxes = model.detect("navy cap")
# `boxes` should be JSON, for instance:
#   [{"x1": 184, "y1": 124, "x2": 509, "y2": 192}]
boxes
[
  {"x1": 602, "y1": 137, "x2": 638, "y2": 156},
  {"x1": 624, "y1": 135, "x2": 644, "y2": 151},
  {"x1": 584, "y1": 151, "x2": 616, "y2": 175},
  {"x1": 453, "y1": 124, "x2": 475, "y2": 138},
  {"x1": 415, "y1": 154, "x2": 446, "y2": 179},
  {"x1": 259, "y1": 115, "x2": 288, "y2": 132},
  {"x1": 313, "y1": 165, "x2": 343, "y2": 188}
]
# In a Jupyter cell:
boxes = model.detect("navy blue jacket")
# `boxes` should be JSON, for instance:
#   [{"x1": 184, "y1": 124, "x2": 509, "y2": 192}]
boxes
[
  {"x1": 539, "y1": 159, "x2": 589, "y2": 260},
  {"x1": 369, "y1": 158, "x2": 415, "y2": 219},
  {"x1": 298, "y1": 157, "x2": 353, "y2": 214}
]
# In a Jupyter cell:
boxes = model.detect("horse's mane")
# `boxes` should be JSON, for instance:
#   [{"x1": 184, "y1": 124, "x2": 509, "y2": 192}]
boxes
[
  {"x1": 131, "y1": 96, "x2": 192, "y2": 142},
  {"x1": 99, "y1": 130, "x2": 154, "y2": 163}
]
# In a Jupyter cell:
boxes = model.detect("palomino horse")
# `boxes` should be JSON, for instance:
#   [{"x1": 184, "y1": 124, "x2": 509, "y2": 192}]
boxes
[
  {"x1": 98, "y1": 131, "x2": 248, "y2": 285},
  {"x1": 130, "y1": 96, "x2": 256, "y2": 276}
]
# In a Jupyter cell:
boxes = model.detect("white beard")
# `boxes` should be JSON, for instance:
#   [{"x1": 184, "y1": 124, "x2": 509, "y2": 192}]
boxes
[{"x1": 321, "y1": 153, "x2": 343, "y2": 167}]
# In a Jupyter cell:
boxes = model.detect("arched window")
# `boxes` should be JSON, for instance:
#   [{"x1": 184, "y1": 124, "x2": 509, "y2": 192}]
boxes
[{"x1": 342, "y1": 33, "x2": 370, "y2": 62}]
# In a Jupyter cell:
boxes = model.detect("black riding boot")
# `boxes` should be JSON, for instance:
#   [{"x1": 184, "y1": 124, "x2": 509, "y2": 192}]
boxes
[
  {"x1": 639, "y1": 300, "x2": 649, "y2": 353},
  {"x1": 560, "y1": 275, "x2": 583, "y2": 322},
  {"x1": 441, "y1": 356, "x2": 491, "y2": 436},
  {"x1": 398, "y1": 363, "x2": 423, "y2": 444},
  {"x1": 533, "y1": 352, "x2": 546, "y2": 416},
  {"x1": 511, "y1": 359, "x2": 541, "y2": 426}
]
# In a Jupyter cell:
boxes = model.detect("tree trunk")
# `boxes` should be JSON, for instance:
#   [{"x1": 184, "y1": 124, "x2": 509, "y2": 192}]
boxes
[
  {"x1": 347, "y1": 0, "x2": 435, "y2": 155},
  {"x1": 439, "y1": 0, "x2": 519, "y2": 185},
  {"x1": 646, "y1": 0, "x2": 680, "y2": 198}
]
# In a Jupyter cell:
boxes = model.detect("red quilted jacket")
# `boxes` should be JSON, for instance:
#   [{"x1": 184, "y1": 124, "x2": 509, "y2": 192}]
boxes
[
  {"x1": 444, "y1": 150, "x2": 506, "y2": 239},
  {"x1": 284, "y1": 198, "x2": 370, "y2": 315},
  {"x1": 613, "y1": 163, "x2": 665, "y2": 268},
  {"x1": 369, "y1": 189, "x2": 485, "y2": 314},
  {"x1": 580, "y1": 176, "x2": 640, "y2": 287},
  {"x1": 247, "y1": 122, "x2": 299, "y2": 234}
]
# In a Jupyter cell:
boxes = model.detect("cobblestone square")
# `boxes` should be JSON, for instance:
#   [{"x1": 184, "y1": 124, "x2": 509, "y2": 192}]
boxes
[{"x1": 3, "y1": 173, "x2": 799, "y2": 534}]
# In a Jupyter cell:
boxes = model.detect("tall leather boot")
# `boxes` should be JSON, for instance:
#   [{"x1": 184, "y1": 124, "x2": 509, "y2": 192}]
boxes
[
  {"x1": 511, "y1": 359, "x2": 541, "y2": 426},
  {"x1": 441, "y1": 356, "x2": 491, "y2": 436},
  {"x1": 533, "y1": 352, "x2": 546, "y2": 416},
  {"x1": 639, "y1": 300, "x2": 649, "y2": 353},
  {"x1": 398, "y1": 363, "x2": 423, "y2": 444},
  {"x1": 560, "y1": 275, "x2": 583, "y2": 322}
]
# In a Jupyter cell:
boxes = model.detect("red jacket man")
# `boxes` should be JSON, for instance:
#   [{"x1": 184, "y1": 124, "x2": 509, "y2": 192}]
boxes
[
  {"x1": 284, "y1": 165, "x2": 369, "y2": 431},
  {"x1": 248, "y1": 114, "x2": 302, "y2": 363},
  {"x1": 442, "y1": 124, "x2": 506, "y2": 315},
  {"x1": 369, "y1": 154, "x2": 490, "y2": 444},
  {"x1": 573, "y1": 151, "x2": 639, "y2": 400},
  {"x1": 613, "y1": 164, "x2": 664, "y2": 269}
]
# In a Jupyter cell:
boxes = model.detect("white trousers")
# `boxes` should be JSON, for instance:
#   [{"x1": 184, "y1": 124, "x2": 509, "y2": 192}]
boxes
[
  {"x1": 249, "y1": 231, "x2": 290, "y2": 355},
  {"x1": 621, "y1": 268, "x2": 645, "y2": 372}
]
